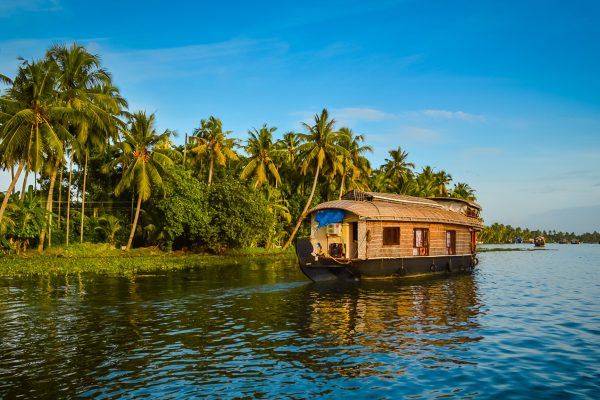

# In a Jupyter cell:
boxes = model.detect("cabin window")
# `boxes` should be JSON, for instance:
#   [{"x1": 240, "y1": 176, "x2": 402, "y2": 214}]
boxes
[
  {"x1": 446, "y1": 230, "x2": 456, "y2": 255},
  {"x1": 352, "y1": 222, "x2": 358, "y2": 242},
  {"x1": 413, "y1": 228, "x2": 429, "y2": 256},
  {"x1": 383, "y1": 227, "x2": 400, "y2": 245}
]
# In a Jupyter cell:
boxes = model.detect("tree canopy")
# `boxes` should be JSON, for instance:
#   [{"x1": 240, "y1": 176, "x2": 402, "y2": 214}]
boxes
[{"x1": 0, "y1": 43, "x2": 509, "y2": 255}]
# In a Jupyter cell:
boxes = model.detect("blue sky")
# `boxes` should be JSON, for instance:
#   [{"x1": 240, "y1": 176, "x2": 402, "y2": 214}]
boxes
[{"x1": 1, "y1": 0, "x2": 599, "y2": 233}]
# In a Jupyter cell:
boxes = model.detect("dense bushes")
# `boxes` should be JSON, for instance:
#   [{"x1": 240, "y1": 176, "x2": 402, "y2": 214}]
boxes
[{"x1": 150, "y1": 166, "x2": 275, "y2": 253}]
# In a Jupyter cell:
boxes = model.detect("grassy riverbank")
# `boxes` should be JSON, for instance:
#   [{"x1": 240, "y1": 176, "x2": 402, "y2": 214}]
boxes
[{"x1": 0, "y1": 244, "x2": 298, "y2": 277}]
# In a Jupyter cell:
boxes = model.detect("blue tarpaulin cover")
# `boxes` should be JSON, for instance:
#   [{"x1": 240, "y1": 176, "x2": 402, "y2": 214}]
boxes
[{"x1": 314, "y1": 209, "x2": 345, "y2": 227}]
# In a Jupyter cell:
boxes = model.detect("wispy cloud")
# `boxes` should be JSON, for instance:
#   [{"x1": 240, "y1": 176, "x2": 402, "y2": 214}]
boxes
[
  {"x1": 96, "y1": 38, "x2": 289, "y2": 83},
  {"x1": 0, "y1": 0, "x2": 60, "y2": 16},
  {"x1": 333, "y1": 107, "x2": 394, "y2": 125},
  {"x1": 400, "y1": 126, "x2": 446, "y2": 143},
  {"x1": 290, "y1": 107, "x2": 393, "y2": 128},
  {"x1": 420, "y1": 109, "x2": 486, "y2": 123}
]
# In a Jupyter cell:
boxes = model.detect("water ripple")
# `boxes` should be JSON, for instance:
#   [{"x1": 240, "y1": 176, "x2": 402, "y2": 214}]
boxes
[{"x1": 1, "y1": 245, "x2": 600, "y2": 398}]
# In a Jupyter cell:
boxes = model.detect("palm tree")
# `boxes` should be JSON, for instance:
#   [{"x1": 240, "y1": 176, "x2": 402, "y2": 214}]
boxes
[
  {"x1": 107, "y1": 111, "x2": 173, "y2": 250},
  {"x1": 434, "y1": 170, "x2": 452, "y2": 197},
  {"x1": 94, "y1": 214, "x2": 122, "y2": 247},
  {"x1": 47, "y1": 44, "x2": 126, "y2": 245},
  {"x1": 190, "y1": 116, "x2": 238, "y2": 185},
  {"x1": 451, "y1": 182, "x2": 476, "y2": 201},
  {"x1": 336, "y1": 127, "x2": 372, "y2": 199},
  {"x1": 240, "y1": 124, "x2": 283, "y2": 188},
  {"x1": 413, "y1": 166, "x2": 439, "y2": 197},
  {"x1": 282, "y1": 109, "x2": 348, "y2": 250},
  {"x1": 278, "y1": 131, "x2": 299, "y2": 164},
  {"x1": 382, "y1": 147, "x2": 415, "y2": 193},
  {"x1": 0, "y1": 58, "x2": 68, "y2": 225}
]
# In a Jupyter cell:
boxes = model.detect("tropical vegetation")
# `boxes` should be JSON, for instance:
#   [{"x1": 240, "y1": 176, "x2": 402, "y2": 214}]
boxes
[
  {"x1": 479, "y1": 223, "x2": 600, "y2": 244},
  {"x1": 6, "y1": 42, "x2": 568, "y2": 257}
]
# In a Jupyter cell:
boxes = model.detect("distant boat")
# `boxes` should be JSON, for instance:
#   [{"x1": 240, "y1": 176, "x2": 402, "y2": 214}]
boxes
[
  {"x1": 515, "y1": 237, "x2": 523, "y2": 244},
  {"x1": 534, "y1": 236, "x2": 545, "y2": 247},
  {"x1": 558, "y1": 239, "x2": 568, "y2": 244},
  {"x1": 571, "y1": 239, "x2": 580, "y2": 244}
]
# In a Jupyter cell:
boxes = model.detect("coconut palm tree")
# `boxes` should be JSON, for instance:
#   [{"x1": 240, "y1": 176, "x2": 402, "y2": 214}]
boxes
[
  {"x1": 190, "y1": 116, "x2": 238, "y2": 185},
  {"x1": 413, "y1": 166, "x2": 439, "y2": 197},
  {"x1": 434, "y1": 170, "x2": 453, "y2": 197},
  {"x1": 107, "y1": 111, "x2": 173, "y2": 250},
  {"x1": 0, "y1": 58, "x2": 69, "y2": 225},
  {"x1": 278, "y1": 131, "x2": 299, "y2": 164},
  {"x1": 451, "y1": 182, "x2": 476, "y2": 201},
  {"x1": 382, "y1": 147, "x2": 415, "y2": 194},
  {"x1": 282, "y1": 109, "x2": 348, "y2": 250},
  {"x1": 47, "y1": 44, "x2": 127, "y2": 245},
  {"x1": 240, "y1": 124, "x2": 283, "y2": 188},
  {"x1": 336, "y1": 127, "x2": 372, "y2": 199}
]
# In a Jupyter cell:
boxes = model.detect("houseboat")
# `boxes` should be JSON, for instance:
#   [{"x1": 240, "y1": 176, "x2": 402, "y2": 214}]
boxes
[
  {"x1": 534, "y1": 236, "x2": 545, "y2": 247},
  {"x1": 296, "y1": 190, "x2": 483, "y2": 282}
]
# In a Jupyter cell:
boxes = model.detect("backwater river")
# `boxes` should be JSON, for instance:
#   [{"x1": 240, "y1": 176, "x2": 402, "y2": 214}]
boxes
[{"x1": 1, "y1": 244, "x2": 600, "y2": 399}]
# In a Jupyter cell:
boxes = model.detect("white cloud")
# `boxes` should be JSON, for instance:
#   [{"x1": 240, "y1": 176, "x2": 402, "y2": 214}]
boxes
[
  {"x1": 92, "y1": 38, "x2": 289, "y2": 84},
  {"x1": 400, "y1": 126, "x2": 445, "y2": 143},
  {"x1": 289, "y1": 107, "x2": 393, "y2": 130},
  {"x1": 421, "y1": 109, "x2": 486, "y2": 122},
  {"x1": 333, "y1": 107, "x2": 393, "y2": 124}
]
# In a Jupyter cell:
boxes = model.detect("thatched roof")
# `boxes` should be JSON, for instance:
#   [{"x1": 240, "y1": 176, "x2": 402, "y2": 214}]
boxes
[
  {"x1": 311, "y1": 192, "x2": 483, "y2": 228},
  {"x1": 343, "y1": 190, "x2": 481, "y2": 210}
]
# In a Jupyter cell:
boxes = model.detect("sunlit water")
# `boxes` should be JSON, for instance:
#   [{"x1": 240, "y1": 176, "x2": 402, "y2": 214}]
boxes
[{"x1": 1, "y1": 244, "x2": 600, "y2": 399}]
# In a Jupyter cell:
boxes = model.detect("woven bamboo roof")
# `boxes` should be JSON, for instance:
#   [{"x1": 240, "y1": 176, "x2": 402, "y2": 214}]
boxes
[{"x1": 310, "y1": 197, "x2": 483, "y2": 228}]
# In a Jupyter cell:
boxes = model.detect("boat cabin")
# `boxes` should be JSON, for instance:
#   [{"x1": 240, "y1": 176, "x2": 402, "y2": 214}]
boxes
[{"x1": 308, "y1": 191, "x2": 483, "y2": 262}]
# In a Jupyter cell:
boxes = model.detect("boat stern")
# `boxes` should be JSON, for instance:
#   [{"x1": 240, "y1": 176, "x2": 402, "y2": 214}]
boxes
[{"x1": 296, "y1": 238, "x2": 358, "y2": 282}]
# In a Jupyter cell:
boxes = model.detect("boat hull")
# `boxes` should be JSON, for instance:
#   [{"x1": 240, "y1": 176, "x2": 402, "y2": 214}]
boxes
[{"x1": 297, "y1": 239, "x2": 477, "y2": 282}]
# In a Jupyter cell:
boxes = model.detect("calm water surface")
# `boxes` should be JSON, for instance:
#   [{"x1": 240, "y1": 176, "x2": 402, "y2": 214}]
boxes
[{"x1": 1, "y1": 244, "x2": 600, "y2": 399}]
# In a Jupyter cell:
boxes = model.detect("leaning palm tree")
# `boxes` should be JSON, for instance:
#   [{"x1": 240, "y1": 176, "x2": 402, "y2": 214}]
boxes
[
  {"x1": 282, "y1": 109, "x2": 348, "y2": 250},
  {"x1": 240, "y1": 124, "x2": 283, "y2": 188},
  {"x1": 190, "y1": 116, "x2": 238, "y2": 185},
  {"x1": 336, "y1": 127, "x2": 372, "y2": 199},
  {"x1": 107, "y1": 111, "x2": 173, "y2": 250},
  {"x1": 0, "y1": 58, "x2": 69, "y2": 225}
]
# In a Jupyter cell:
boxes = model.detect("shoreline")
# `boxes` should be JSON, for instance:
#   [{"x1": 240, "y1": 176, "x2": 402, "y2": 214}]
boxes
[{"x1": 0, "y1": 244, "x2": 298, "y2": 278}]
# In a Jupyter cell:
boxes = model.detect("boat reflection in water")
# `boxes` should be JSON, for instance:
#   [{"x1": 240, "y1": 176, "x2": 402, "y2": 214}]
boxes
[{"x1": 297, "y1": 274, "x2": 483, "y2": 378}]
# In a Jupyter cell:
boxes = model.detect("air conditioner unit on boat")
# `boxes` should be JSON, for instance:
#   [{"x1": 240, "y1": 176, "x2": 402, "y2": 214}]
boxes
[{"x1": 326, "y1": 223, "x2": 341, "y2": 235}]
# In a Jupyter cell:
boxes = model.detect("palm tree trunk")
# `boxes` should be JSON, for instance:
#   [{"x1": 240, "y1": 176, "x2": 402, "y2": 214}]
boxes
[
  {"x1": 126, "y1": 194, "x2": 142, "y2": 251},
  {"x1": 10, "y1": 165, "x2": 14, "y2": 181},
  {"x1": 338, "y1": 174, "x2": 346, "y2": 200},
  {"x1": 79, "y1": 153, "x2": 88, "y2": 244},
  {"x1": 37, "y1": 159, "x2": 60, "y2": 252},
  {"x1": 20, "y1": 168, "x2": 30, "y2": 200},
  {"x1": 0, "y1": 159, "x2": 26, "y2": 224},
  {"x1": 283, "y1": 164, "x2": 320, "y2": 250},
  {"x1": 57, "y1": 163, "x2": 63, "y2": 229},
  {"x1": 182, "y1": 133, "x2": 188, "y2": 169},
  {"x1": 66, "y1": 155, "x2": 73, "y2": 246},
  {"x1": 208, "y1": 157, "x2": 214, "y2": 185}
]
